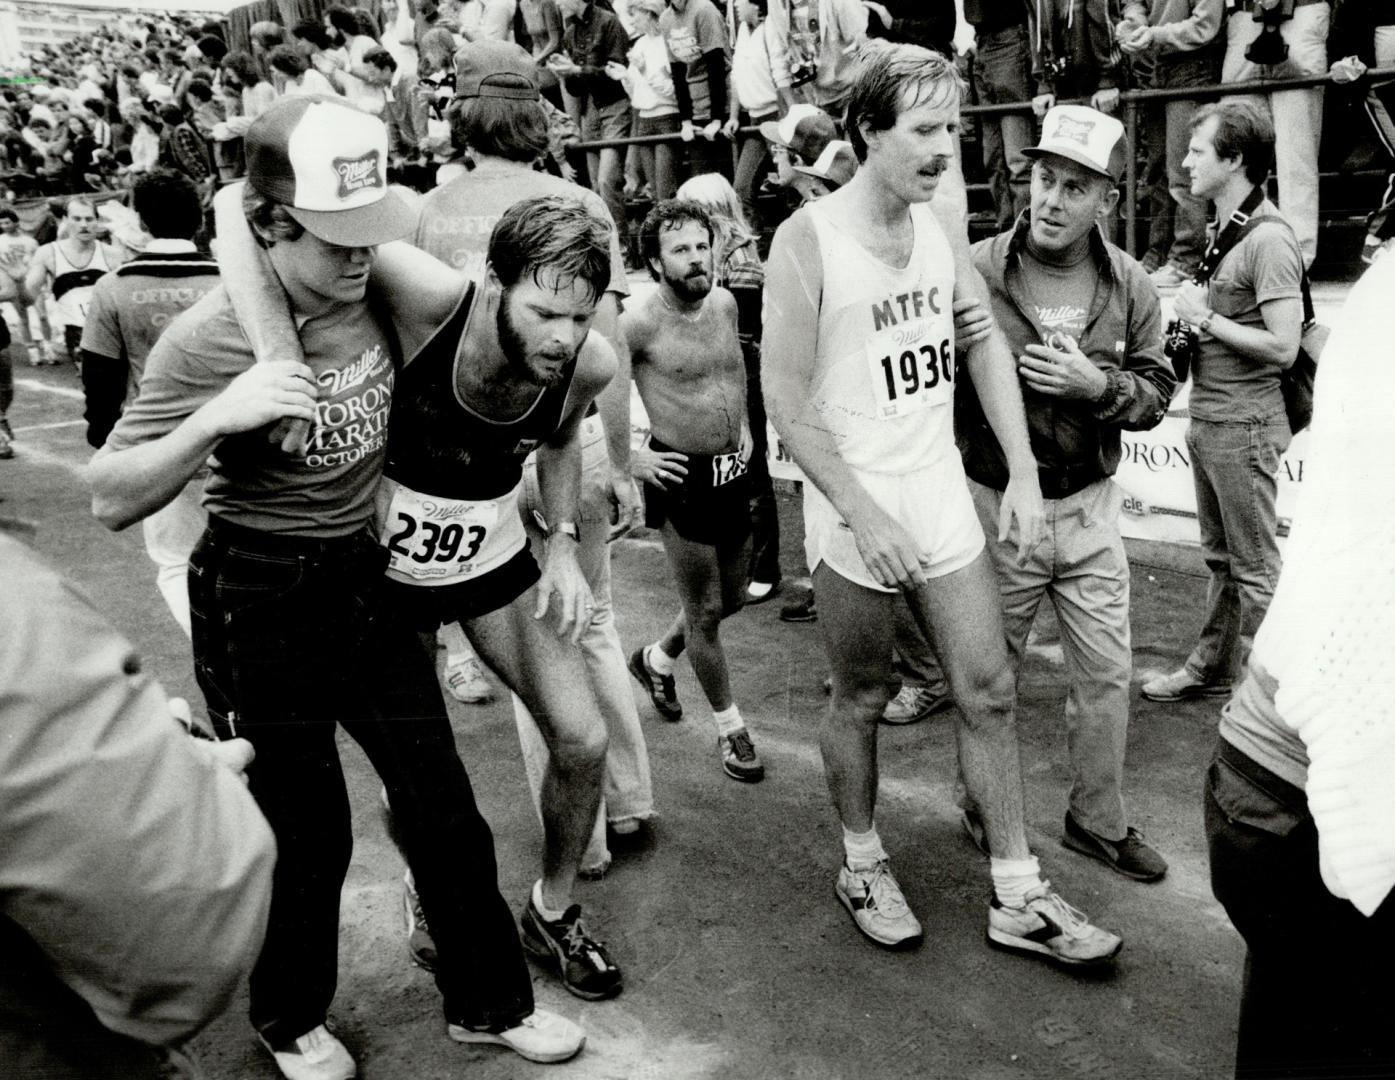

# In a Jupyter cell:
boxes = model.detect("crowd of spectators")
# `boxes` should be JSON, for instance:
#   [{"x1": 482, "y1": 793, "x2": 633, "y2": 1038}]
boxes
[{"x1": 1, "y1": 1, "x2": 1393, "y2": 268}]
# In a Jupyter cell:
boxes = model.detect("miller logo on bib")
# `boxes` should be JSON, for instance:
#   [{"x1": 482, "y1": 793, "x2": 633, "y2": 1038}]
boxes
[{"x1": 334, "y1": 151, "x2": 384, "y2": 199}]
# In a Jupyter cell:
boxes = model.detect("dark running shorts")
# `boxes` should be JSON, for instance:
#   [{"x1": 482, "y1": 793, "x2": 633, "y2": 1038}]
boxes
[
  {"x1": 380, "y1": 543, "x2": 540, "y2": 629},
  {"x1": 643, "y1": 436, "x2": 753, "y2": 551}
]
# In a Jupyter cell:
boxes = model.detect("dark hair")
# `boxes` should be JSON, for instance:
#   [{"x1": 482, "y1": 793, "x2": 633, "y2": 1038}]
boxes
[
  {"x1": 326, "y1": 6, "x2": 363, "y2": 37},
  {"x1": 0, "y1": 205, "x2": 17, "y2": 223},
  {"x1": 159, "y1": 47, "x2": 182, "y2": 65},
  {"x1": 362, "y1": 46, "x2": 397, "y2": 73},
  {"x1": 447, "y1": 96, "x2": 549, "y2": 161},
  {"x1": 81, "y1": 96, "x2": 105, "y2": 115},
  {"x1": 186, "y1": 78, "x2": 214, "y2": 102},
  {"x1": 268, "y1": 45, "x2": 309, "y2": 78},
  {"x1": 249, "y1": 21, "x2": 285, "y2": 50},
  {"x1": 157, "y1": 103, "x2": 185, "y2": 127},
  {"x1": 120, "y1": 62, "x2": 141, "y2": 80},
  {"x1": 196, "y1": 34, "x2": 228, "y2": 61},
  {"x1": 292, "y1": 19, "x2": 334, "y2": 50},
  {"x1": 844, "y1": 41, "x2": 963, "y2": 163},
  {"x1": 489, "y1": 196, "x2": 612, "y2": 302},
  {"x1": 133, "y1": 168, "x2": 201, "y2": 239},
  {"x1": 242, "y1": 185, "x2": 305, "y2": 247},
  {"x1": 223, "y1": 50, "x2": 262, "y2": 86},
  {"x1": 1191, "y1": 100, "x2": 1274, "y2": 186},
  {"x1": 639, "y1": 199, "x2": 714, "y2": 280}
]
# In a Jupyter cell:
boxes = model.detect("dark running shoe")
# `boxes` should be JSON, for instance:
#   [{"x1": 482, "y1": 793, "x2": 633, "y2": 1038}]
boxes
[
  {"x1": 628, "y1": 646, "x2": 682, "y2": 721},
  {"x1": 779, "y1": 591, "x2": 817, "y2": 622},
  {"x1": 1062, "y1": 812, "x2": 1168, "y2": 883},
  {"x1": 520, "y1": 897, "x2": 623, "y2": 1001}
]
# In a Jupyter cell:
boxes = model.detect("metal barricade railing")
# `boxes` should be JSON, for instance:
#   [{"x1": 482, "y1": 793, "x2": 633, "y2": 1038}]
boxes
[{"x1": 571, "y1": 65, "x2": 1395, "y2": 254}]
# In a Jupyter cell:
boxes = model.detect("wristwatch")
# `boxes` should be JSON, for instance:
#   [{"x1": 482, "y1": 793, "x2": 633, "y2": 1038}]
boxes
[
  {"x1": 545, "y1": 521, "x2": 580, "y2": 541},
  {"x1": 1198, "y1": 311, "x2": 1215, "y2": 334}
]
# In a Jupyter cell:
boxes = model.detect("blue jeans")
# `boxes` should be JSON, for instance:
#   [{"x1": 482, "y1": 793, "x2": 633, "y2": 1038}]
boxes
[
  {"x1": 1206, "y1": 713, "x2": 1395, "y2": 1078},
  {"x1": 972, "y1": 24, "x2": 1033, "y2": 232},
  {"x1": 1184, "y1": 417, "x2": 1290, "y2": 686},
  {"x1": 188, "y1": 520, "x2": 533, "y2": 1045}
]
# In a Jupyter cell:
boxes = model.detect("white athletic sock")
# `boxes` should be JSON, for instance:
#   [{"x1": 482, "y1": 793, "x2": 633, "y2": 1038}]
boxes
[
  {"x1": 645, "y1": 643, "x2": 675, "y2": 677},
  {"x1": 842, "y1": 824, "x2": 888, "y2": 871},
  {"x1": 531, "y1": 879, "x2": 567, "y2": 922},
  {"x1": 712, "y1": 704, "x2": 745, "y2": 738},
  {"x1": 990, "y1": 855, "x2": 1044, "y2": 909}
]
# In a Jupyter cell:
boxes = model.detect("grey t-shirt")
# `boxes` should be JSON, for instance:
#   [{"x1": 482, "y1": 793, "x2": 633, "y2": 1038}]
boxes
[
  {"x1": 1017, "y1": 242, "x2": 1099, "y2": 351},
  {"x1": 106, "y1": 287, "x2": 397, "y2": 538},
  {"x1": 413, "y1": 160, "x2": 630, "y2": 296},
  {"x1": 1189, "y1": 201, "x2": 1303, "y2": 422}
]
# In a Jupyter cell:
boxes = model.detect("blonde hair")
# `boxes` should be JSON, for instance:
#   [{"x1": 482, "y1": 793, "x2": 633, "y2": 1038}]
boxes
[{"x1": 675, "y1": 172, "x2": 757, "y2": 266}]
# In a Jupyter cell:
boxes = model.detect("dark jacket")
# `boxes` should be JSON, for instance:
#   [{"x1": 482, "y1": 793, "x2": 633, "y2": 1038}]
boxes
[
  {"x1": 1030, "y1": 0, "x2": 1124, "y2": 97},
  {"x1": 956, "y1": 215, "x2": 1175, "y2": 496},
  {"x1": 562, "y1": 2, "x2": 630, "y2": 111}
]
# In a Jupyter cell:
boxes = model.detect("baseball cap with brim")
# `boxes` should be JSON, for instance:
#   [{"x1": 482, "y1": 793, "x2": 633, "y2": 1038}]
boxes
[
  {"x1": 1022, "y1": 104, "x2": 1128, "y2": 183},
  {"x1": 759, "y1": 103, "x2": 837, "y2": 165},
  {"x1": 455, "y1": 39, "x2": 540, "y2": 101},
  {"x1": 793, "y1": 140, "x2": 857, "y2": 190},
  {"x1": 245, "y1": 95, "x2": 415, "y2": 247}
]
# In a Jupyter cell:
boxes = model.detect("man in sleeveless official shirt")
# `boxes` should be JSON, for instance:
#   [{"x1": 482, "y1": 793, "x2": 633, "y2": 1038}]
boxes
[
  {"x1": 90, "y1": 96, "x2": 586, "y2": 1080},
  {"x1": 763, "y1": 42, "x2": 1123, "y2": 966}
]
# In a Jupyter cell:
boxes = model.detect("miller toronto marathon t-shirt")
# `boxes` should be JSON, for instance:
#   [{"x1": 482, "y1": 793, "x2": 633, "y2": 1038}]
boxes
[
  {"x1": 1016, "y1": 242, "x2": 1098, "y2": 351},
  {"x1": 106, "y1": 288, "x2": 397, "y2": 537}
]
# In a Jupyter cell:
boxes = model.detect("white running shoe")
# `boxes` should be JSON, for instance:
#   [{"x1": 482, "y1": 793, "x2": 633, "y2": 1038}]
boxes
[
  {"x1": 444, "y1": 656, "x2": 493, "y2": 703},
  {"x1": 987, "y1": 882, "x2": 1122, "y2": 967},
  {"x1": 448, "y1": 1008, "x2": 586, "y2": 1063},
  {"x1": 835, "y1": 860, "x2": 923, "y2": 949},
  {"x1": 261, "y1": 1025, "x2": 356, "y2": 1080}
]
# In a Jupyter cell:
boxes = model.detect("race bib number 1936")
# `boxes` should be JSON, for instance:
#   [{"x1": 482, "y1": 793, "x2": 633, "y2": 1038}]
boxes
[{"x1": 865, "y1": 316, "x2": 954, "y2": 420}]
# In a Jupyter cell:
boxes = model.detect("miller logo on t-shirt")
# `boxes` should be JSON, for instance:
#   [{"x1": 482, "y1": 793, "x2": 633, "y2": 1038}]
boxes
[{"x1": 333, "y1": 151, "x2": 383, "y2": 199}]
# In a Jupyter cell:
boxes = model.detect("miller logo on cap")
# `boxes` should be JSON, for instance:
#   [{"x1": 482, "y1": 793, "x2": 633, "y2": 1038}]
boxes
[
  {"x1": 245, "y1": 95, "x2": 414, "y2": 248},
  {"x1": 334, "y1": 150, "x2": 385, "y2": 199},
  {"x1": 1023, "y1": 104, "x2": 1128, "y2": 184}
]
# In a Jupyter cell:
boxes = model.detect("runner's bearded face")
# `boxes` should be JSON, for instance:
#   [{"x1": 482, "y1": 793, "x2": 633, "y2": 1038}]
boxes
[
  {"x1": 653, "y1": 220, "x2": 714, "y2": 303},
  {"x1": 497, "y1": 272, "x2": 597, "y2": 387},
  {"x1": 271, "y1": 229, "x2": 376, "y2": 307},
  {"x1": 866, "y1": 93, "x2": 959, "y2": 205}
]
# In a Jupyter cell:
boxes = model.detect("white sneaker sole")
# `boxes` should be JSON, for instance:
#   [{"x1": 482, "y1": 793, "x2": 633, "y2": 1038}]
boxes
[
  {"x1": 447, "y1": 1024, "x2": 585, "y2": 1063},
  {"x1": 985, "y1": 924, "x2": 1122, "y2": 967}
]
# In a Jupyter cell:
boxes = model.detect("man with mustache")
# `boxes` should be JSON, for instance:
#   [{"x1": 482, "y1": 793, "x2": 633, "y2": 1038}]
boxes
[
  {"x1": 763, "y1": 42, "x2": 1123, "y2": 965},
  {"x1": 625, "y1": 199, "x2": 765, "y2": 783}
]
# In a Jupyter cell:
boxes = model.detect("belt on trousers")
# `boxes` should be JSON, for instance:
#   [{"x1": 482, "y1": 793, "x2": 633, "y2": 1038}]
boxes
[
  {"x1": 206, "y1": 514, "x2": 373, "y2": 555},
  {"x1": 1216, "y1": 737, "x2": 1308, "y2": 816},
  {"x1": 1036, "y1": 463, "x2": 1105, "y2": 500}
]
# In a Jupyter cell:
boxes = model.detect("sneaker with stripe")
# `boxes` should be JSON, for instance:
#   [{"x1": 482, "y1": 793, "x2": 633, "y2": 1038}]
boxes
[{"x1": 987, "y1": 882, "x2": 1122, "y2": 967}]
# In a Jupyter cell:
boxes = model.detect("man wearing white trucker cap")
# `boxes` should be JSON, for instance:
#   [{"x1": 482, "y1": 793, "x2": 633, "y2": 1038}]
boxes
[
  {"x1": 89, "y1": 95, "x2": 586, "y2": 1079},
  {"x1": 949, "y1": 104, "x2": 1174, "y2": 881},
  {"x1": 764, "y1": 42, "x2": 1124, "y2": 966}
]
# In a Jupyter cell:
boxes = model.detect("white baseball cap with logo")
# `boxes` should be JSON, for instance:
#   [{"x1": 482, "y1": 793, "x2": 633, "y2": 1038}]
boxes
[
  {"x1": 245, "y1": 95, "x2": 415, "y2": 248},
  {"x1": 1022, "y1": 104, "x2": 1128, "y2": 183}
]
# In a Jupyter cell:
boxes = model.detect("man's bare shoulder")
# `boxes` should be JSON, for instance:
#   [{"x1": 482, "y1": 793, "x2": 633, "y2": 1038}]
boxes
[
  {"x1": 577, "y1": 328, "x2": 618, "y2": 391},
  {"x1": 619, "y1": 293, "x2": 660, "y2": 354}
]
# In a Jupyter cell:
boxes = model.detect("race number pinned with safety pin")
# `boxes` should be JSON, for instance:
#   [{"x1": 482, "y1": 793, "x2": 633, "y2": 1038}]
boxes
[
  {"x1": 376, "y1": 478, "x2": 526, "y2": 584},
  {"x1": 865, "y1": 310, "x2": 955, "y2": 420}
]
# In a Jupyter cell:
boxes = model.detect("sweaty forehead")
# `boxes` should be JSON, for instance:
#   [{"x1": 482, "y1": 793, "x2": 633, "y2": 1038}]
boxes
[{"x1": 896, "y1": 78, "x2": 961, "y2": 124}]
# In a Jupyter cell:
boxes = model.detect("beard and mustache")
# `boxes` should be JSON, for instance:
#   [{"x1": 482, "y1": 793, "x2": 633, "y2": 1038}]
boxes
[
  {"x1": 496, "y1": 287, "x2": 581, "y2": 388},
  {"x1": 663, "y1": 260, "x2": 713, "y2": 304}
]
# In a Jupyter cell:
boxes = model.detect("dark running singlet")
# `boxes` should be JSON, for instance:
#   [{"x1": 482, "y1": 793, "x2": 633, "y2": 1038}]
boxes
[{"x1": 375, "y1": 284, "x2": 578, "y2": 587}]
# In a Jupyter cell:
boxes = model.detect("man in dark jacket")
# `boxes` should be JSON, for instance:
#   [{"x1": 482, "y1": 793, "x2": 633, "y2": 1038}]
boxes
[
  {"x1": 1029, "y1": 0, "x2": 1125, "y2": 116},
  {"x1": 955, "y1": 105, "x2": 1174, "y2": 881}
]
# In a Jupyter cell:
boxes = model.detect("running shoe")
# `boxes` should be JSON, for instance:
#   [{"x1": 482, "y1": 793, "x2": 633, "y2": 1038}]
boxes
[
  {"x1": 402, "y1": 871, "x2": 438, "y2": 972},
  {"x1": 447, "y1": 1009, "x2": 586, "y2": 1064},
  {"x1": 835, "y1": 860, "x2": 923, "y2": 949},
  {"x1": 881, "y1": 684, "x2": 953, "y2": 725},
  {"x1": 1062, "y1": 812, "x2": 1168, "y2": 882},
  {"x1": 746, "y1": 579, "x2": 779, "y2": 604},
  {"x1": 779, "y1": 591, "x2": 817, "y2": 622},
  {"x1": 444, "y1": 655, "x2": 493, "y2": 704},
  {"x1": 520, "y1": 896, "x2": 623, "y2": 1001},
  {"x1": 1139, "y1": 668, "x2": 1233, "y2": 703},
  {"x1": 260, "y1": 1025, "x2": 356, "y2": 1080},
  {"x1": 987, "y1": 883, "x2": 1122, "y2": 967},
  {"x1": 627, "y1": 646, "x2": 682, "y2": 721},
  {"x1": 718, "y1": 727, "x2": 764, "y2": 782}
]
